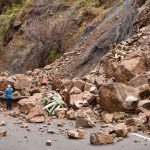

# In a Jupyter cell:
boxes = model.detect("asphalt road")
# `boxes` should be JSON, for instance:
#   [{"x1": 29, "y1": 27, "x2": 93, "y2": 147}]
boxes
[{"x1": 0, "y1": 113, "x2": 150, "y2": 150}]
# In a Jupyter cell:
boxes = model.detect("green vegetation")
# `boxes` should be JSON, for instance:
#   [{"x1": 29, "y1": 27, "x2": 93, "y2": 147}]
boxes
[
  {"x1": 47, "y1": 49, "x2": 61, "y2": 63},
  {"x1": 0, "y1": 0, "x2": 31, "y2": 38}
]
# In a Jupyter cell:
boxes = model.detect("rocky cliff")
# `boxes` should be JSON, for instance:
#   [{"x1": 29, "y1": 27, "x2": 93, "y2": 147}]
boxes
[{"x1": 0, "y1": 0, "x2": 149, "y2": 76}]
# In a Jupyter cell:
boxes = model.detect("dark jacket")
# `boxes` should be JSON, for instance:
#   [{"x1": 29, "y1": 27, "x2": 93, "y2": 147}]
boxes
[{"x1": 4, "y1": 87, "x2": 13, "y2": 99}]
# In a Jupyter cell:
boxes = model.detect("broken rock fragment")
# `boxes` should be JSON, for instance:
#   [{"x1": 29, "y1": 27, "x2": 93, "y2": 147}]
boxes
[
  {"x1": 0, "y1": 130, "x2": 7, "y2": 137},
  {"x1": 114, "y1": 123, "x2": 129, "y2": 137},
  {"x1": 75, "y1": 108, "x2": 95, "y2": 128},
  {"x1": 46, "y1": 140, "x2": 52, "y2": 146},
  {"x1": 67, "y1": 129, "x2": 85, "y2": 139},
  {"x1": 66, "y1": 109, "x2": 76, "y2": 120},
  {"x1": 90, "y1": 132, "x2": 114, "y2": 145},
  {"x1": 54, "y1": 108, "x2": 67, "y2": 119},
  {"x1": 26, "y1": 105, "x2": 44, "y2": 123},
  {"x1": 99, "y1": 83, "x2": 139, "y2": 112},
  {"x1": 102, "y1": 113, "x2": 114, "y2": 124}
]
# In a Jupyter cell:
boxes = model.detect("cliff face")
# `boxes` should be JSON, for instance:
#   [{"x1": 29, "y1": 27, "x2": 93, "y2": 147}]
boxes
[{"x1": 0, "y1": 0, "x2": 149, "y2": 77}]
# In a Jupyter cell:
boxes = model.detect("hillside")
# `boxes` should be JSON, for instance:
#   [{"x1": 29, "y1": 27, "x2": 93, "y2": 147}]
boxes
[{"x1": 0, "y1": 0, "x2": 140, "y2": 75}]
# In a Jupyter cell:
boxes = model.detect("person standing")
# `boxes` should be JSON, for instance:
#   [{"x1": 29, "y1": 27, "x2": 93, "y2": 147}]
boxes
[{"x1": 4, "y1": 85, "x2": 14, "y2": 110}]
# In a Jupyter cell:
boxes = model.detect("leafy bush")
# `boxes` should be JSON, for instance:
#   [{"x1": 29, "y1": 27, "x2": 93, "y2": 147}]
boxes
[{"x1": 0, "y1": 0, "x2": 31, "y2": 38}]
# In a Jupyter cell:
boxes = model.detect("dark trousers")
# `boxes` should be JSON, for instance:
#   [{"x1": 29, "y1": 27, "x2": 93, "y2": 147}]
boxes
[{"x1": 6, "y1": 99, "x2": 12, "y2": 110}]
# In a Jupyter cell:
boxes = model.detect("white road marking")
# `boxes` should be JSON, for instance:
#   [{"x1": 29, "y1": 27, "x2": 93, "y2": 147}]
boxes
[
  {"x1": 107, "y1": 124, "x2": 150, "y2": 141},
  {"x1": 131, "y1": 133, "x2": 150, "y2": 141}
]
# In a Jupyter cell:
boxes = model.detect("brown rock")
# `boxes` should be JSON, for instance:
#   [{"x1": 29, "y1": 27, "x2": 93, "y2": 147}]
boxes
[
  {"x1": 102, "y1": 113, "x2": 114, "y2": 124},
  {"x1": 90, "y1": 132, "x2": 114, "y2": 145},
  {"x1": 114, "y1": 123, "x2": 129, "y2": 137},
  {"x1": 0, "y1": 130, "x2": 7, "y2": 137},
  {"x1": 137, "y1": 84, "x2": 150, "y2": 99},
  {"x1": 46, "y1": 140, "x2": 52, "y2": 146},
  {"x1": 138, "y1": 106, "x2": 150, "y2": 117},
  {"x1": 138, "y1": 113, "x2": 147, "y2": 123},
  {"x1": 70, "y1": 87, "x2": 82, "y2": 94},
  {"x1": 67, "y1": 129, "x2": 85, "y2": 139},
  {"x1": 14, "y1": 75, "x2": 32, "y2": 96},
  {"x1": 29, "y1": 116, "x2": 45, "y2": 123},
  {"x1": 113, "y1": 112, "x2": 127, "y2": 122},
  {"x1": 41, "y1": 75, "x2": 48, "y2": 85},
  {"x1": 20, "y1": 123, "x2": 28, "y2": 128},
  {"x1": 72, "y1": 100, "x2": 89, "y2": 110},
  {"x1": 75, "y1": 108, "x2": 95, "y2": 128},
  {"x1": 18, "y1": 97, "x2": 37, "y2": 114},
  {"x1": 61, "y1": 79, "x2": 73, "y2": 92},
  {"x1": 54, "y1": 108, "x2": 67, "y2": 119},
  {"x1": 84, "y1": 82, "x2": 93, "y2": 91},
  {"x1": 82, "y1": 91, "x2": 96, "y2": 104},
  {"x1": 18, "y1": 93, "x2": 42, "y2": 114},
  {"x1": 95, "y1": 75, "x2": 105, "y2": 87},
  {"x1": 114, "y1": 50, "x2": 147, "y2": 83},
  {"x1": 128, "y1": 74, "x2": 149, "y2": 87},
  {"x1": 103, "y1": 61, "x2": 115, "y2": 78},
  {"x1": 125, "y1": 118, "x2": 143, "y2": 126},
  {"x1": 26, "y1": 105, "x2": 44, "y2": 121},
  {"x1": 66, "y1": 109, "x2": 76, "y2": 120},
  {"x1": 138, "y1": 100, "x2": 150, "y2": 110},
  {"x1": 70, "y1": 93, "x2": 88, "y2": 109},
  {"x1": 0, "y1": 77, "x2": 15, "y2": 91},
  {"x1": 99, "y1": 83, "x2": 139, "y2": 112},
  {"x1": 73, "y1": 79, "x2": 85, "y2": 91}
]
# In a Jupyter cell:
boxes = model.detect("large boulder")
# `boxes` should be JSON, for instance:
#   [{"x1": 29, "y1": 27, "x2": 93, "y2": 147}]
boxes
[
  {"x1": 114, "y1": 50, "x2": 147, "y2": 83},
  {"x1": 26, "y1": 105, "x2": 44, "y2": 123},
  {"x1": 14, "y1": 75, "x2": 32, "y2": 96},
  {"x1": 104, "y1": 50, "x2": 147, "y2": 83},
  {"x1": 0, "y1": 77, "x2": 15, "y2": 91},
  {"x1": 128, "y1": 74, "x2": 149, "y2": 87},
  {"x1": 99, "y1": 83, "x2": 139, "y2": 112},
  {"x1": 18, "y1": 93, "x2": 42, "y2": 114}
]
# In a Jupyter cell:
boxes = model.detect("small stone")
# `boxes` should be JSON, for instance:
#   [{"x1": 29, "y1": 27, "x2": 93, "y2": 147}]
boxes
[
  {"x1": 47, "y1": 129, "x2": 55, "y2": 134},
  {"x1": 20, "y1": 123, "x2": 28, "y2": 128},
  {"x1": 57, "y1": 123, "x2": 64, "y2": 127},
  {"x1": 67, "y1": 129, "x2": 85, "y2": 139},
  {"x1": 46, "y1": 140, "x2": 52, "y2": 146},
  {"x1": 0, "y1": 130, "x2": 7, "y2": 137},
  {"x1": 0, "y1": 121, "x2": 6, "y2": 126}
]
